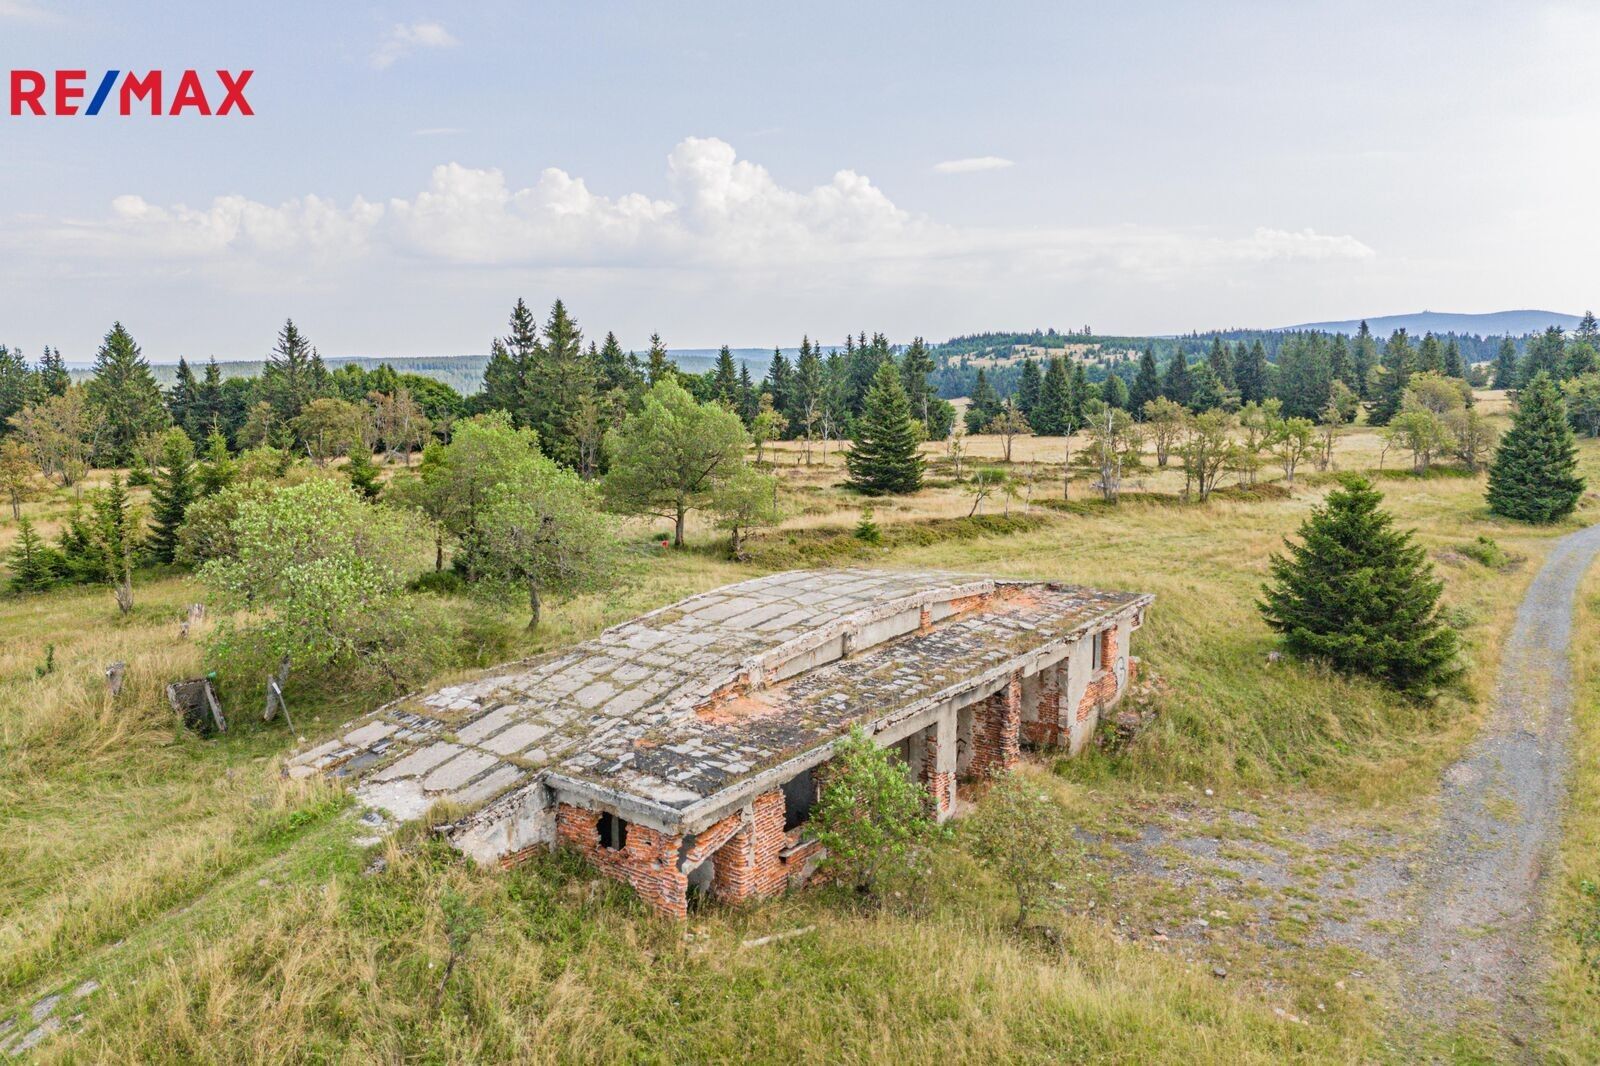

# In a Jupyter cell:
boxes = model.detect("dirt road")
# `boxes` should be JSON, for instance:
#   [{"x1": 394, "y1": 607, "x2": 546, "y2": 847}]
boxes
[{"x1": 1398, "y1": 521, "x2": 1600, "y2": 1035}]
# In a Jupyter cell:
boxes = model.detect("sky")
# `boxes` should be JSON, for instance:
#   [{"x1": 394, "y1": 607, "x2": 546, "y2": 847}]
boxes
[{"x1": 0, "y1": 1, "x2": 1596, "y2": 362}]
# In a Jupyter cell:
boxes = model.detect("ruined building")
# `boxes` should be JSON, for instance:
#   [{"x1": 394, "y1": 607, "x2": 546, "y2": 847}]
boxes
[{"x1": 289, "y1": 569, "x2": 1152, "y2": 918}]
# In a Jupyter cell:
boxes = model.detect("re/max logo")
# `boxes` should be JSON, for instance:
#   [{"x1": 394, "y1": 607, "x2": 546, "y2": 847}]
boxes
[{"x1": 8, "y1": 70, "x2": 253, "y2": 116}]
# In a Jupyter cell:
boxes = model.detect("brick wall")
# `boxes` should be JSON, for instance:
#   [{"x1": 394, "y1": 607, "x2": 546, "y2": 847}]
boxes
[
  {"x1": 968, "y1": 672, "x2": 1021, "y2": 778},
  {"x1": 1076, "y1": 627, "x2": 1121, "y2": 724},
  {"x1": 555, "y1": 803, "x2": 689, "y2": 920},
  {"x1": 711, "y1": 789, "x2": 791, "y2": 903},
  {"x1": 1021, "y1": 663, "x2": 1063, "y2": 748}
]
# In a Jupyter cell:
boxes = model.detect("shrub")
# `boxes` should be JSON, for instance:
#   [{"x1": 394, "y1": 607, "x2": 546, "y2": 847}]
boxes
[
  {"x1": 964, "y1": 773, "x2": 1080, "y2": 929},
  {"x1": 810, "y1": 725, "x2": 933, "y2": 903}
]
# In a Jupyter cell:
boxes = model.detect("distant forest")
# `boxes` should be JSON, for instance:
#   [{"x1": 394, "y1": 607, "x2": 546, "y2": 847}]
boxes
[{"x1": 925, "y1": 327, "x2": 1526, "y2": 400}]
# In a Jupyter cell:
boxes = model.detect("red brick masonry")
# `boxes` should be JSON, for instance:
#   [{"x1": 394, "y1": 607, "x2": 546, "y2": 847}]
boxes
[{"x1": 1078, "y1": 628, "x2": 1120, "y2": 724}]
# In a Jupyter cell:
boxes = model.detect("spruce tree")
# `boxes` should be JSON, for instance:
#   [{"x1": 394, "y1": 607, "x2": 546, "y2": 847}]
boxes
[
  {"x1": 1102, "y1": 372, "x2": 1130, "y2": 411},
  {"x1": 1035, "y1": 357, "x2": 1070, "y2": 434},
  {"x1": 765, "y1": 347, "x2": 794, "y2": 423},
  {"x1": 1260, "y1": 474, "x2": 1459, "y2": 696},
  {"x1": 525, "y1": 299, "x2": 594, "y2": 469},
  {"x1": 1016, "y1": 357, "x2": 1043, "y2": 421},
  {"x1": 85, "y1": 322, "x2": 168, "y2": 465},
  {"x1": 1491, "y1": 338, "x2": 1519, "y2": 390},
  {"x1": 965, "y1": 369, "x2": 1002, "y2": 434},
  {"x1": 1188, "y1": 362, "x2": 1223, "y2": 412},
  {"x1": 1067, "y1": 362, "x2": 1091, "y2": 429},
  {"x1": 1236, "y1": 339, "x2": 1270, "y2": 404},
  {"x1": 39, "y1": 347, "x2": 71, "y2": 397},
  {"x1": 1443, "y1": 338, "x2": 1465, "y2": 380},
  {"x1": 1368, "y1": 329, "x2": 1416, "y2": 426},
  {"x1": 645, "y1": 333, "x2": 674, "y2": 386},
  {"x1": 195, "y1": 430, "x2": 236, "y2": 496},
  {"x1": 7, "y1": 517, "x2": 61, "y2": 593},
  {"x1": 846, "y1": 361, "x2": 923, "y2": 495},
  {"x1": 1521, "y1": 327, "x2": 1568, "y2": 385},
  {"x1": 169, "y1": 356, "x2": 199, "y2": 433},
  {"x1": 1130, "y1": 346, "x2": 1162, "y2": 415},
  {"x1": 898, "y1": 337, "x2": 937, "y2": 428},
  {"x1": 261, "y1": 319, "x2": 323, "y2": 428},
  {"x1": 1162, "y1": 351, "x2": 1193, "y2": 408},
  {"x1": 712, "y1": 345, "x2": 740, "y2": 409},
  {"x1": 346, "y1": 447, "x2": 383, "y2": 500},
  {"x1": 1486, "y1": 372, "x2": 1585, "y2": 523},
  {"x1": 147, "y1": 427, "x2": 196, "y2": 564},
  {"x1": 595, "y1": 331, "x2": 633, "y2": 395},
  {"x1": 1207, "y1": 336, "x2": 1234, "y2": 391},
  {"x1": 1351, "y1": 322, "x2": 1377, "y2": 399}
]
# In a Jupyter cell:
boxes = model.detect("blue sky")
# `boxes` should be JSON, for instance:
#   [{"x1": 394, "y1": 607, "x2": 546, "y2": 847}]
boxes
[{"x1": 1, "y1": 1, "x2": 1595, "y2": 361}]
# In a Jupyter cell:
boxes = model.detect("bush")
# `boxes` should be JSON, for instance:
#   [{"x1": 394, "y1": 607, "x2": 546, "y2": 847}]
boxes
[
  {"x1": 964, "y1": 773, "x2": 1081, "y2": 929},
  {"x1": 1458, "y1": 535, "x2": 1513, "y2": 570},
  {"x1": 810, "y1": 725, "x2": 933, "y2": 903}
]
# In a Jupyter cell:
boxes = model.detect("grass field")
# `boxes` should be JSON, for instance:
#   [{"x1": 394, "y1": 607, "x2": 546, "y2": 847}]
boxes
[{"x1": 2, "y1": 398, "x2": 1598, "y2": 1062}]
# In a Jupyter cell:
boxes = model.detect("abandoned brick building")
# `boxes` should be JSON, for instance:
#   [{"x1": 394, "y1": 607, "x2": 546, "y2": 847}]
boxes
[{"x1": 289, "y1": 569, "x2": 1152, "y2": 918}]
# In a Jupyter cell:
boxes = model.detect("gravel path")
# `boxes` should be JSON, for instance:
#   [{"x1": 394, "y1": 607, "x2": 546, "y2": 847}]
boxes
[{"x1": 1397, "y1": 520, "x2": 1600, "y2": 1036}]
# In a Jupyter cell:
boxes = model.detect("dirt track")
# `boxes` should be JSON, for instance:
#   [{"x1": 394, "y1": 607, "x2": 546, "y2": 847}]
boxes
[{"x1": 1396, "y1": 521, "x2": 1600, "y2": 1036}]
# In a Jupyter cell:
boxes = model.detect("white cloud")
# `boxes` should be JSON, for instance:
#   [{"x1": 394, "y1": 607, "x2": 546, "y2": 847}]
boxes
[
  {"x1": 0, "y1": 0, "x2": 53, "y2": 21},
  {"x1": 371, "y1": 21, "x2": 459, "y2": 70},
  {"x1": 19, "y1": 138, "x2": 1374, "y2": 296},
  {"x1": 933, "y1": 156, "x2": 1015, "y2": 174}
]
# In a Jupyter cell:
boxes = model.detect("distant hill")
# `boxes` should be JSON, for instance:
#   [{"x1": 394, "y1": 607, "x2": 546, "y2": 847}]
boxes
[
  {"x1": 1276, "y1": 310, "x2": 1582, "y2": 337},
  {"x1": 73, "y1": 347, "x2": 821, "y2": 396}
]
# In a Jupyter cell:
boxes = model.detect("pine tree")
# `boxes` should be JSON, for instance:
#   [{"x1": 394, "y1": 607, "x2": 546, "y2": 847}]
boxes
[
  {"x1": 261, "y1": 319, "x2": 323, "y2": 429},
  {"x1": 1235, "y1": 339, "x2": 1270, "y2": 404},
  {"x1": 1416, "y1": 334, "x2": 1445, "y2": 374},
  {"x1": 1368, "y1": 329, "x2": 1416, "y2": 426},
  {"x1": 1034, "y1": 357, "x2": 1070, "y2": 434},
  {"x1": 194, "y1": 357, "x2": 225, "y2": 437},
  {"x1": 846, "y1": 362, "x2": 923, "y2": 495},
  {"x1": 1443, "y1": 338, "x2": 1465, "y2": 379},
  {"x1": 38, "y1": 347, "x2": 70, "y2": 397},
  {"x1": 147, "y1": 427, "x2": 195, "y2": 564},
  {"x1": 169, "y1": 356, "x2": 199, "y2": 434},
  {"x1": 765, "y1": 348, "x2": 794, "y2": 425},
  {"x1": 7, "y1": 517, "x2": 61, "y2": 593},
  {"x1": 898, "y1": 337, "x2": 937, "y2": 427},
  {"x1": 645, "y1": 333, "x2": 673, "y2": 386},
  {"x1": 1102, "y1": 372, "x2": 1130, "y2": 411},
  {"x1": 85, "y1": 322, "x2": 168, "y2": 465},
  {"x1": 1016, "y1": 357, "x2": 1043, "y2": 421},
  {"x1": 346, "y1": 447, "x2": 383, "y2": 500},
  {"x1": 1188, "y1": 362, "x2": 1223, "y2": 412},
  {"x1": 1207, "y1": 336, "x2": 1235, "y2": 391},
  {"x1": 1486, "y1": 372, "x2": 1585, "y2": 523},
  {"x1": 1260, "y1": 474, "x2": 1459, "y2": 696},
  {"x1": 1491, "y1": 338, "x2": 1519, "y2": 390},
  {"x1": 1162, "y1": 351, "x2": 1193, "y2": 408},
  {"x1": 1130, "y1": 347, "x2": 1162, "y2": 416},
  {"x1": 711, "y1": 345, "x2": 740, "y2": 410},
  {"x1": 1521, "y1": 327, "x2": 1568, "y2": 385},
  {"x1": 0, "y1": 346, "x2": 38, "y2": 431},
  {"x1": 195, "y1": 430, "x2": 236, "y2": 496},
  {"x1": 595, "y1": 331, "x2": 633, "y2": 395},
  {"x1": 1351, "y1": 322, "x2": 1377, "y2": 399},
  {"x1": 525, "y1": 299, "x2": 594, "y2": 469},
  {"x1": 965, "y1": 368, "x2": 1002, "y2": 434},
  {"x1": 794, "y1": 339, "x2": 824, "y2": 443},
  {"x1": 1067, "y1": 362, "x2": 1091, "y2": 429}
]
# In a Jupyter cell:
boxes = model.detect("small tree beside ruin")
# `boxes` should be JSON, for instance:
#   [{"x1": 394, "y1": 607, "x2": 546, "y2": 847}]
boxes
[
  {"x1": 964, "y1": 773, "x2": 1079, "y2": 930},
  {"x1": 712, "y1": 464, "x2": 782, "y2": 560},
  {"x1": 1077, "y1": 401, "x2": 1142, "y2": 503},
  {"x1": 810, "y1": 725, "x2": 933, "y2": 904}
]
